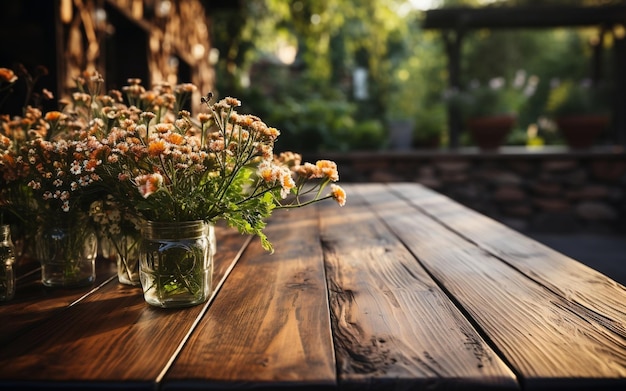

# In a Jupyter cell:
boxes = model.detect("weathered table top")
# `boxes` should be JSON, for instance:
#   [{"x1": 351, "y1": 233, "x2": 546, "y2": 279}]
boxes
[{"x1": 1, "y1": 183, "x2": 625, "y2": 390}]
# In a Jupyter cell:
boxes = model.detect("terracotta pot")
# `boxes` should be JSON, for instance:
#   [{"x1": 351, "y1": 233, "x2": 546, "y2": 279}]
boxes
[
  {"x1": 555, "y1": 115, "x2": 609, "y2": 149},
  {"x1": 466, "y1": 115, "x2": 516, "y2": 150}
]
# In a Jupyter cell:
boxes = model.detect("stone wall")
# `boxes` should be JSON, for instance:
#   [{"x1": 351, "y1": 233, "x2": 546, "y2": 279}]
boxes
[{"x1": 305, "y1": 146, "x2": 626, "y2": 234}]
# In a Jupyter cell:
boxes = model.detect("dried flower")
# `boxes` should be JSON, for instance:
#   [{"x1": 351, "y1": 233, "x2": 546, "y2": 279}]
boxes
[
  {"x1": 330, "y1": 184, "x2": 347, "y2": 207},
  {"x1": 1, "y1": 72, "x2": 346, "y2": 251},
  {"x1": 0, "y1": 68, "x2": 17, "y2": 84}
]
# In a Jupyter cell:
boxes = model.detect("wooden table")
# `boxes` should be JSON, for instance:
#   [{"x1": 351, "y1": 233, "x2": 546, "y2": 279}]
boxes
[{"x1": 1, "y1": 183, "x2": 625, "y2": 390}]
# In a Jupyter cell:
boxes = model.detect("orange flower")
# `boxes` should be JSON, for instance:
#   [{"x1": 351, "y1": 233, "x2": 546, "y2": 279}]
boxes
[
  {"x1": 135, "y1": 173, "x2": 163, "y2": 198},
  {"x1": 2, "y1": 153, "x2": 14, "y2": 166},
  {"x1": 0, "y1": 134, "x2": 10, "y2": 148},
  {"x1": 296, "y1": 162, "x2": 321, "y2": 179},
  {"x1": 330, "y1": 184, "x2": 346, "y2": 206},
  {"x1": 44, "y1": 111, "x2": 63, "y2": 122},
  {"x1": 84, "y1": 159, "x2": 100, "y2": 171},
  {"x1": 265, "y1": 127, "x2": 280, "y2": 139},
  {"x1": 148, "y1": 140, "x2": 167, "y2": 156},
  {"x1": 166, "y1": 132, "x2": 184, "y2": 145},
  {"x1": 197, "y1": 113, "x2": 212, "y2": 124},
  {"x1": 260, "y1": 166, "x2": 274, "y2": 182},
  {"x1": 0, "y1": 68, "x2": 17, "y2": 83},
  {"x1": 142, "y1": 91, "x2": 156, "y2": 102},
  {"x1": 154, "y1": 123, "x2": 173, "y2": 133},
  {"x1": 238, "y1": 115, "x2": 254, "y2": 127},
  {"x1": 280, "y1": 171, "x2": 295, "y2": 196},
  {"x1": 316, "y1": 160, "x2": 339, "y2": 182},
  {"x1": 225, "y1": 97, "x2": 241, "y2": 107}
]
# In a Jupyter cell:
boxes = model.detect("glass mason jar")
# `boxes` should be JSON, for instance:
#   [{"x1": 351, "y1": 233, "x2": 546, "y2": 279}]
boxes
[
  {"x1": 36, "y1": 216, "x2": 98, "y2": 288},
  {"x1": 111, "y1": 230, "x2": 141, "y2": 286},
  {"x1": 139, "y1": 220, "x2": 214, "y2": 308},
  {"x1": 97, "y1": 233, "x2": 115, "y2": 260},
  {"x1": 0, "y1": 225, "x2": 16, "y2": 301}
]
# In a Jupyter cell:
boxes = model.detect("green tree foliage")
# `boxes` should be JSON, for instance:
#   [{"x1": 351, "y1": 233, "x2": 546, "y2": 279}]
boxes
[
  {"x1": 211, "y1": 0, "x2": 425, "y2": 151},
  {"x1": 210, "y1": 0, "x2": 618, "y2": 150}
]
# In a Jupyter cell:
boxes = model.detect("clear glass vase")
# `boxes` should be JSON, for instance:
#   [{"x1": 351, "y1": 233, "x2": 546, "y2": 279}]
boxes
[
  {"x1": 0, "y1": 225, "x2": 16, "y2": 301},
  {"x1": 36, "y1": 217, "x2": 98, "y2": 288},
  {"x1": 107, "y1": 230, "x2": 141, "y2": 286},
  {"x1": 139, "y1": 220, "x2": 214, "y2": 308}
]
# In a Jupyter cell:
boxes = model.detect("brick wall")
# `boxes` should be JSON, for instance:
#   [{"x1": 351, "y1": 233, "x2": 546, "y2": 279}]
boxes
[{"x1": 305, "y1": 146, "x2": 626, "y2": 234}]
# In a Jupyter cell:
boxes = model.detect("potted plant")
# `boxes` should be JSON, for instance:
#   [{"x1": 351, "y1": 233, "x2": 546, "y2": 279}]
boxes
[
  {"x1": 412, "y1": 104, "x2": 445, "y2": 148},
  {"x1": 450, "y1": 71, "x2": 538, "y2": 150},
  {"x1": 545, "y1": 79, "x2": 611, "y2": 149}
]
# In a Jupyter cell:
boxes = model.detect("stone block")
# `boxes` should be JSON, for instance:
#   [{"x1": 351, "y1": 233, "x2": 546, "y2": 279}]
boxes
[
  {"x1": 575, "y1": 201, "x2": 618, "y2": 221},
  {"x1": 507, "y1": 160, "x2": 535, "y2": 174},
  {"x1": 482, "y1": 170, "x2": 523, "y2": 185},
  {"x1": 441, "y1": 172, "x2": 469, "y2": 184},
  {"x1": 533, "y1": 198, "x2": 571, "y2": 212},
  {"x1": 540, "y1": 169, "x2": 587, "y2": 185},
  {"x1": 591, "y1": 160, "x2": 626, "y2": 181},
  {"x1": 542, "y1": 159, "x2": 578, "y2": 172},
  {"x1": 417, "y1": 166, "x2": 436, "y2": 176},
  {"x1": 435, "y1": 160, "x2": 470, "y2": 173},
  {"x1": 493, "y1": 186, "x2": 526, "y2": 202},
  {"x1": 531, "y1": 182, "x2": 562, "y2": 196},
  {"x1": 566, "y1": 185, "x2": 610, "y2": 201}
]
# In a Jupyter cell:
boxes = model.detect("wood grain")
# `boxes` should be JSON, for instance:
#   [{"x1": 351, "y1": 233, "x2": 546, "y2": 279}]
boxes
[
  {"x1": 360, "y1": 183, "x2": 626, "y2": 390},
  {"x1": 0, "y1": 225, "x2": 250, "y2": 389},
  {"x1": 319, "y1": 184, "x2": 519, "y2": 390},
  {"x1": 0, "y1": 257, "x2": 117, "y2": 344},
  {"x1": 163, "y1": 206, "x2": 336, "y2": 390},
  {"x1": 2, "y1": 182, "x2": 626, "y2": 390},
  {"x1": 394, "y1": 182, "x2": 626, "y2": 335}
]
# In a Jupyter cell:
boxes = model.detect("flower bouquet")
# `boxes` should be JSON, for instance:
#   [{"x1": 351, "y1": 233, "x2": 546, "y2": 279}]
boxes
[
  {"x1": 2, "y1": 68, "x2": 346, "y2": 306},
  {"x1": 1, "y1": 67, "x2": 102, "y2": 287}
]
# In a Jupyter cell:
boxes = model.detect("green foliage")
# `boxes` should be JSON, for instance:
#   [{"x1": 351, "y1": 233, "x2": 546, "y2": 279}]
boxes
[
  {"x1": 349, "y1": 119, "x2": 387, "y2": 150},
  {"x1": 545, "y1": 80, "x2": 611, "y2": 117},
  {"x1": 506, "y1": 127, "x2": 529, "y2": 146},
  {"x1": 210, "y1": 0, "x2": 618, "y2": 150},
  {"x1": 212, "y1": 0, "x2": 431, "y2": 151},
  {"x1": 459, "y1": 25, "x2": 605, "y2": 138},
  {"x1": 448, "y1": 71, "x2": 536, "y2": 121},
  {"x1": 265, "y1": 94, "x2": 386, "y2": 152},
  {"x1": 413, "y1": 104, "x2": 446, "y2": 146}
]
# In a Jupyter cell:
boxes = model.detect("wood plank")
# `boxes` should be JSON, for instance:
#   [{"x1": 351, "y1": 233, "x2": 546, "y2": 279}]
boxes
[
  {"x1": 163, "y1": 206, "x2": 336, "y2": 391},
  {"x1": 394, "y1": 183, "x2": 626, "y2": 338},
  {"x1": 361, "y1": 183, "x2": 626, "y2": 390},
  {"x1": 0, "y1": 257, "x2": 117, "y2": 345},
  {"x1": 319, "y1": 184, "x2": 519, "y2": 390},
  {"x1": 0, "y1": 225, "x2": 250, "y2": 390}
]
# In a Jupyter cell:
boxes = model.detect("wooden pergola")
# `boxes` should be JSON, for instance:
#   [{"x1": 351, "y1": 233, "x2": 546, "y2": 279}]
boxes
[{"x1": 422, "y1": 4, "x2": 626, "y2": 148}]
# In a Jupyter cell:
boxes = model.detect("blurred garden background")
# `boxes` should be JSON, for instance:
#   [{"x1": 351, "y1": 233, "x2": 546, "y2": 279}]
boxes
[
  {"x1": 2, "y1": 0, "x2": 625, "y2": 152},
  {"x1": 207, "y1": 0, "x2": 624, "y2": 152}
]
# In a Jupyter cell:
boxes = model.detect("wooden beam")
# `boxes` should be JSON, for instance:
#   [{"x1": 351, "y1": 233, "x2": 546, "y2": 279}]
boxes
[{"x1": 423, "y1": 5, "x2": 626, "y2": 30}]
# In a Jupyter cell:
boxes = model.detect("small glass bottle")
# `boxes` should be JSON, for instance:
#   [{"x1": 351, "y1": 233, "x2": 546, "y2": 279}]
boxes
[{"x1": 0, "y1": 224, "x2": 16, "y2": 301}]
